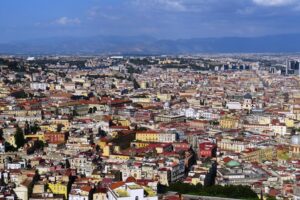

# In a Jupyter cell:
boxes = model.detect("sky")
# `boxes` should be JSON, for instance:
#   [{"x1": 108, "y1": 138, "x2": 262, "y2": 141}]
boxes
[{"x1": 0, "y1": 0, "x2": 300, "y2": 43}]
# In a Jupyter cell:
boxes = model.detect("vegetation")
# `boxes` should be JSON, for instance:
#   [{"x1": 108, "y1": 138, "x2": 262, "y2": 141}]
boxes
[
  {"x1": 266, "y1": 195, "x2": 276, "y2": 200},
  {"x1": 11, "y1": 90, "x2": 28, "y2": 99},
  {"x1": 57, "y1": 124, "x2": 64, "y2": 132},
  {"x1": 34, "y1": 140, "x2": 45, "y2": 150},
  {"x1": 129, "y1": 58, "x2": 157, "y2": 66},
  {"x1": 127, "y1": 65, "x2": 142, "y2": 74},
  {"x1": 133, "y1": 78, "x2": 140, "y2": 89},
  {"x1": 161, "y1": 182, "x2": 258, "y2": 200},
  {"x1": 0, "y1": 128, "x2": 3, "y2": 140},
  {"x1": 5, "y1": 142, "x2": 17, "y2": 152},
  {"x1": 14, "y1": 127, "x2": 26, "y2": 149}
]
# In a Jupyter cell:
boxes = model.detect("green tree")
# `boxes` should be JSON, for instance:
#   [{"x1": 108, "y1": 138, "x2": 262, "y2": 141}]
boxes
[
  {"x1": 5, "y1": 142, "x2": 16, "y2": 152},
  {"x1": 11, "y1": 90, "x2": 28, "y2": 99},
  {"x1": 57, "y1": 124, "x2": 64, "y2": 132},
  {"x1": 133, "y1": 79, "x2": 140, "y2": 89},
  {"x1": 34, "y1": 140, "x2": 45, "y2": 150},
  {"x1": 165, "y1": 182, "x2": 258, "y2": 199},
  {"x1": 0, "y1": 128, "x2": 3, "y2": 140},
  {"x1": 30, "y1": 123, "x2": 41, "y2": 134},
  {"x1": 266, "y1": 195, "x2": 276, "y2": 200},
  {"x1": 14, "y1": 127, "x2": 25, "y2": 149}
]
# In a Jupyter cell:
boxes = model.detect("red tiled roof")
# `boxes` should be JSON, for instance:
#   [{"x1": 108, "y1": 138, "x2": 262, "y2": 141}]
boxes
[{"x1": 110, "y1": 181, "x2": 125, "y2": 190}]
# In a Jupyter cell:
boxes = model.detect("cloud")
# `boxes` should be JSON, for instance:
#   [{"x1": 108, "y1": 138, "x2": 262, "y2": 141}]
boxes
[
  {"x1": 54, "y1": 17, "x2": 81, "y2": 25},
  {"x1": 133, "y1": 0, "x2": 186, "y2": 11},
  {"x1": 236, "y1": 7, "x2": 256, "y2": 15},
  {"x1": 158, "y1": 0, "x2": 186, "y2": 11},
  {"x1": 253, "y1": 0, "x2": 296, "y2": 6},
  {"x1": 88, "y1": 7, "x2": 100, "y2": 18},
  {"x1": 87, "y1": 6, "x2": 119, "y2": 20}
]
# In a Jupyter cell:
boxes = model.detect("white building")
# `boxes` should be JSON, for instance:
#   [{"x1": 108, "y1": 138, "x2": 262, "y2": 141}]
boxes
[
  {"x1": 107, "y1": 181, "x2": 157, "y2": 200},
  {"x1": 30, "y1": 82, "x2": 48, "y2": 90},
  {"x1": 226, "y1": 102, "x2": 242, "y2": 110}
]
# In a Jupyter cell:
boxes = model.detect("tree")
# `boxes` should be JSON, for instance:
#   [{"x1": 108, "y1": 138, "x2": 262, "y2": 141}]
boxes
[
  {"x1": 95, "y1": 145, "x2": 100, "y2": 152},
  {"x1": 98, "y1": 127, "x2": 107, "y2": 137},
  {"x1": 133, "y1": 78, "x2": 140, "y2": 89},
  {"x1": 266, "y1": 195, "x2": 276, "y2": 200},
  {"x1": 34, "y1": 140, "x2": 45, "y2": 150},
  {"x1": 24, "y1": 121, "x2": 30, "y2": 134},
  {"x1": 166, "y1": 182, "x2": 258, "y2": 199},
  {"x1": 93, "y1": 107, "x2": 97, "y2": 113},
  {"x1": 57, "y1": 124, "x2": 64, "y2": 132},
  {"x1": 73, "y1": 110, "x2": 78, "y2": 116},
  {"x1": 30, "y1": 123, "x2": 40, "y2": 134},
  {"x1": 14, "y1": 127, "x2": 25, "y2": 149},
  {"x1": 5, "y1": 142, "x2": 16, "y2": 152},
  {"x1": 0, "y1": 128, "x2": 3, "y2": 140},
  {"x1": 11, "y1": 90, "x2": 28, "y2": 99}
]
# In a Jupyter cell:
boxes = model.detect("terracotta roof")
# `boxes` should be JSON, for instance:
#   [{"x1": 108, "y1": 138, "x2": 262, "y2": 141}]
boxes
[
  {"x1": 126, "y1": 177, "x2": 137, "y2": 183},
  {"x1": 110, "y1": 181, "x2": 125, "y2": 190},
  {"x1": 81, "y1": 185, "x2": 92, "y2": 192}
]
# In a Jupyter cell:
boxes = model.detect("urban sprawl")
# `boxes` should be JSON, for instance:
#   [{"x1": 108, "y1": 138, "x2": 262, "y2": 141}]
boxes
[{"x1": 0, "y1": 54, "x2": 300, "y2": 200}]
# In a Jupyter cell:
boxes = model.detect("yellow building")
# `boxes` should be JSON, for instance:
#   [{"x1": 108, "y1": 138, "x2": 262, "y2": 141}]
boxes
[
  {"x1": 109, "y1": 154, "x2": 130, "y2": 160},
  {"x1": 113, "y1": 119, "x2": 130, "y2": 126},
  {"x1": 131, "y1": 141, "x2": 150, "y2": 148},
  {"x1": 6, "y1": 135, "x2": 16, "y2": 147},
  {"x1": 49, "y1": 83, "x2": 56, "y2": 91},
  {"x1": 258, "y1": 116, "x2": 271, "y2": 125},
  {"x1": 48, "y1": 182, "x2": 68, "y2": 199},
  {"x1": 191, "y1": 177, "x2": 201, "y2": 185},
  {"x1": 241, "y1": 147, "x2": 276, "y2": 163},
  {"x1": 136, "y1": 131, "x2": 158, "y2": 142},
  {"x1": 140, "y1": 81, "x2": 148, "y2": 89},
  {"x1": 40, "y1": 124, "x2": 56, "y2": 132},
  {"x1": 156, "y1": 93, "x2": 172, "y2": 102},
  {"x1": 50, "y1": 119, "x2": 70, "y2": 130},
  {"x1": 0, "y1": 83, "x2": 10, "y2": 98},
  {"x1": 24, "y1": 134, "x2": 44, "y2": 141},
  {"x1": 98, "y1": 140, "x2": 108, "y2": 150},
  {"x1": 285, "y1": 118, "x2": 295, "y2": 128},
  {"x1": 220, "y1": 117, "x2": 239, "y2": 129},
  {"x1": 103, "y1": 145, "x2": 111, "y2": 157}
]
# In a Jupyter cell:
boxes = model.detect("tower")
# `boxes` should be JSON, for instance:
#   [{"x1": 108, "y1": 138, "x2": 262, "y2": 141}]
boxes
[{"x1": 243, "y1": 93, "x2": 253, "y2": 111}]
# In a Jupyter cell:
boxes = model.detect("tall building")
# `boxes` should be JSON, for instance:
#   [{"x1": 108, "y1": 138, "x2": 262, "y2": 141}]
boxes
[{"x1": 286, "y1": 60, "x2": 300, "y2": 75}]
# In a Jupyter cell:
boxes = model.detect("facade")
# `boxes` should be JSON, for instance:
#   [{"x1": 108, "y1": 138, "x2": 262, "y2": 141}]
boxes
[
  {"x1": 198, "y1": 142, "x2": 217, "y2": 158},
  {"x1": 107, "y1": 181, "x2": 157, "y2": 200},
  {"x1": 220, "y1": 117, "x2": 239, "y2": 129}
]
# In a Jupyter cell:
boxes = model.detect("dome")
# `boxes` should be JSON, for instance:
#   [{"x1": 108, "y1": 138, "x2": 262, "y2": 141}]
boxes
[
  {"x1": 125, "y1": 176, "x2": 136, "y2": 183},
  {"x1": 226, "y1": 160, "x2": 241, "y2": 168},
  {"x1": 244, "y1": 93, "x2": 252, "y2": 99},
  {"x1": 291, "y1": 135, "x2": 300, "y2": 145}
]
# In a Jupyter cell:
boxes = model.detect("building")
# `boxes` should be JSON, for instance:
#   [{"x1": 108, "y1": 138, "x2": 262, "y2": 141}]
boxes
[
  {"x1": 243, "y1": 93, "x2": 253, "y2": 111},
  {"x1": 220, "y1": 116, "x2": 239, "y2": 129},
  {"x1": 154, "y1": 114, "x2": 185, "y2": 123},
  {"x1": 48, "y1": 182, "x2": 69, "y2": 199},
  {"x1": 241, "y1": 147, "x2": 276, "y2": 163},
  {"x1": 198, "y1": 142, "x2": 217, "y2": 158},
  {"x1": 107, "y1": 179, "x2": 158, "y2": 200}
]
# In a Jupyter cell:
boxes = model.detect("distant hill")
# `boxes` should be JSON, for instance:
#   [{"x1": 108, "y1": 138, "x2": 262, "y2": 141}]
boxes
[{"x1": 0, "y1": 34, "x2": 300, "y2": 55}]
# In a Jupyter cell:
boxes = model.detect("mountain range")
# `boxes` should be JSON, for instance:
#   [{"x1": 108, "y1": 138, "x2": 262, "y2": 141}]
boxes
[{"x1": 0, "y1": 34, "x2": 300, "y2": 55}]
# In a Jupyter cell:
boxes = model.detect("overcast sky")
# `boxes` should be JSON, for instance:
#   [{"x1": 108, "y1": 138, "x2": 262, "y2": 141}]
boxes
[{"x1": 0, "y1": 0, "x2": 299, "y2": 43}]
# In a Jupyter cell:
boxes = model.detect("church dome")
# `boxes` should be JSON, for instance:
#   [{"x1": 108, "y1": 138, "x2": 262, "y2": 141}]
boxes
[
  {"x1": 226, "y1": 160, "x2": 241, "y2": 168},
  {"x1": 244, "y1": 93, "x2": 252, "y2": 99},
  {"x1": 291, "y1": 135, "x2": 300, "y2": 145}
]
